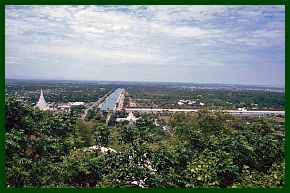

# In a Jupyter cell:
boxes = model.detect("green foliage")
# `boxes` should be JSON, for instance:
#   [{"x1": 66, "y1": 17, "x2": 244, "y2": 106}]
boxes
[
  {"x1": 196, "y1": 109, "x2": 230, "y2": 134},
  {"x1": 94, "y1": 125, "x2": 110, "y2": 147},
  {"x1": 5, "y1": 96, "x2": 84, "y2": 187},
  {"x1": 119, "y1": 125, "x2": 137, "y2": 146},
  {"x1": 188, "y1": 149, "x2": 239, "y2": 187},
  {"x1": 5, "y1": 96, "x2": 43, "y2": 133},
  {"x1": 5, "y1": 97, "x2": 284, "y2": 188},
  {"x1": 70, "y1": 105, "x2": 86, "y2": 114},
  {"x1": 6, "y1": 80, "x2": 115, "y2": 103},
  {"x1": 232, "y1": 161, "x2": 284, "y2": 188},
  {"x1": 76, "y1": 120, "x2": 95, "y2": 147},
  {"x1": 42, "y1": 111, "x2": 77, "y2": 137},
  {"x1": 85, "y1": 108, "x2": 107, "y2": 123},
  {"x1": 125, "y1": 87, "x2": 284, "y2": 110},
  {"x1": 114, "y1": 110, "x2": 128, "y2": 118}
]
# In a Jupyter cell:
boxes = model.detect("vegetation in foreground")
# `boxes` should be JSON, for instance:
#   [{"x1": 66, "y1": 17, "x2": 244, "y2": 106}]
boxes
[{"x1": 5, "y1": 96, "x2": 284, "y2": 188}]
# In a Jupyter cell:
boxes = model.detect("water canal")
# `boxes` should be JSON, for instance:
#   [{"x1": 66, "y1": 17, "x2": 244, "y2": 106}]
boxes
[{"x1": 99, "y1": 88, "x2": 123, "y2": 112}]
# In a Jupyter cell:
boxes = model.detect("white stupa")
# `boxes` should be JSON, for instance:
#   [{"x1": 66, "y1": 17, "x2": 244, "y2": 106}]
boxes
[{"x1": 36, "y1": 89, "x2": 50, "y2": 111}]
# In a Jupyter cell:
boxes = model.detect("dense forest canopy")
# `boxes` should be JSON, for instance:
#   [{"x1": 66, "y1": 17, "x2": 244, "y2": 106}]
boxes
[{"x1": 5, "y1": 96, "x2": 284, "y2": 188}]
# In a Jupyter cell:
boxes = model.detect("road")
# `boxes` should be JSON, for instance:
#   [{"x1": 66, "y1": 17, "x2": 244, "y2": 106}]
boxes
[
  {"x1": 116, "y1": 89, "x2": 125, "y2": 110},
  {"x1": 124, "y1": 108, "x2": 284, "y2": 115}
]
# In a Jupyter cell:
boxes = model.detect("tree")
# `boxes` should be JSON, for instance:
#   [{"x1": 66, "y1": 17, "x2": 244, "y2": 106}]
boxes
[
  {"x1": 5, "y1": 96, "x2": 84, "y2": 187},
  {"x1": 76, "y1": 120, "x2": 95, "y2": 147},
  {"x1": 119, "y1": 125, "x2": 136, "y2": 146},
  {"x1": 94, "y1": 125, "x2": 110, "y2": 147},
  {"x1": 187, "y1": 149, "x2": 239, "y2": 188},
  {"x1": 196, "y1": 109, "x2": 230, "y2": 135},
  {"x1": 5, "y1": 96, "x2": 285, "y2": 188}
]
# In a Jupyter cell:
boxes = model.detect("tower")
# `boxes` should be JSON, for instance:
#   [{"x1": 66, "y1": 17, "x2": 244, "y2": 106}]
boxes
[{"x1": 36, "y1": 89, "x2": 49, "y2": 111}]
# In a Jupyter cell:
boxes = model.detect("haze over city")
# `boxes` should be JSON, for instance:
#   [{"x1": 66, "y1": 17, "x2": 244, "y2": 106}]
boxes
[{"x1": 5, "y1": 5, "x2": 285, "y2": 86}]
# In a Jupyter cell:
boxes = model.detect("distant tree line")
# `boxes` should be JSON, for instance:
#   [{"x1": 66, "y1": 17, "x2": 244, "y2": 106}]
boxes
[{"x1": 126, "y1": 87, "x2": 284, "y2": 110}]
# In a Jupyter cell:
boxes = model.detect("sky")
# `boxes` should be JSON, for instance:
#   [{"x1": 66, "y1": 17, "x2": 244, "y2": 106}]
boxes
[{"x1": 5, "y1": 5, "x2": 285, "y2": 86}]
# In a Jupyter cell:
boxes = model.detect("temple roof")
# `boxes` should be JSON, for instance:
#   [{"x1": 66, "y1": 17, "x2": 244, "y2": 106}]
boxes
[{"x1": 36, "y1": 89, "x2": 50, "y2": 110}]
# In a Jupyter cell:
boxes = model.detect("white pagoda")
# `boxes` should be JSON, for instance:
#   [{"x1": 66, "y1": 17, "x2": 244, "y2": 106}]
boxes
[{"x1": 36, "y1": 89, "x2": 50, "y2": 111}]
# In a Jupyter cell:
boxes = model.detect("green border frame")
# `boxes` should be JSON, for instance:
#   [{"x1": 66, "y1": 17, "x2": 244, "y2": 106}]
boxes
[{"x1": 1, "y1": 0, "x2": 288, "y2": 193}]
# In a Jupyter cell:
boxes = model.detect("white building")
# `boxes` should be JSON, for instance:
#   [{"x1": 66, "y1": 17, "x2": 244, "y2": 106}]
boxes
[
  {"x1": 116, "y1": 112, "x2": 139, "y2": 124},
  {"x1": 58, "y1": 105, "x2": 71, "y2": 111},
  {"x1": 36, "y1": 89, "x2": 50, "y2": 111},
  {"x1": 68, "y1": 102, "x2": 85, "y2": 106},
  {"x1": 178, "y1": 101, "x2": 184, "y2": 105},
  {"x1": 238, "y1": 107, "x2": 247, "y2": 111}
]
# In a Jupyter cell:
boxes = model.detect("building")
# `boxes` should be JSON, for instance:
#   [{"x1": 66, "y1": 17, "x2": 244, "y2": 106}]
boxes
[
  {"x1": 36, "y1": 89, "x2": 50, "y2": 111},
  {"x1": 58, "y1": 105, "x2": 71, "y2": 111},
  {"x1": 68, "y1": 102, "x2": 85, "y2": 106},
  {"x1": 116, "y1": 112, "x2": 139, "y2": 125},
  {"x1": 238, "y1": 107, "x2": 247, "y2": 111}
]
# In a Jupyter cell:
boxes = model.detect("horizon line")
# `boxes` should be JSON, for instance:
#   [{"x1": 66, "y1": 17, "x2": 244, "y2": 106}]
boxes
[{"x1": 5, "y1": 77, "x2": 285, "y2": 88}]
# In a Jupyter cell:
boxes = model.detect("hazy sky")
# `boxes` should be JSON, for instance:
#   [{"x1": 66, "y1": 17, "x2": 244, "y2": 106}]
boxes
[{"x1": 5, "y1": 5, "x2": 285, "y2": 85}]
